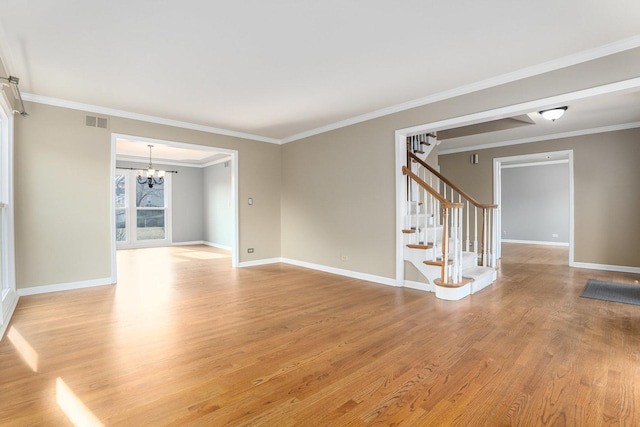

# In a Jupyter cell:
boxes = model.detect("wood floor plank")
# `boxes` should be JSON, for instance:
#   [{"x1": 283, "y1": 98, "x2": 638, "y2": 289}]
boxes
[{"x1": 1, "y1": 243, "x2": 639, "y2": 426}]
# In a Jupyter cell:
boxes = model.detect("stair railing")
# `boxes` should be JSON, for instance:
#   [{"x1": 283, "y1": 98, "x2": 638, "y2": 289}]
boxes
[
  {"x1": 407, "y1": 151, "x2": 498, "y2": 268},
  {"x1": 402, "y1": 166, "x2": 464, "y2": 284}
]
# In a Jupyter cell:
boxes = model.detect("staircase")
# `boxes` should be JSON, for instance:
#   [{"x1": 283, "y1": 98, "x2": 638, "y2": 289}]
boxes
[{"x1": 402, "y1": 133, "x2": 498, "y2": 300}]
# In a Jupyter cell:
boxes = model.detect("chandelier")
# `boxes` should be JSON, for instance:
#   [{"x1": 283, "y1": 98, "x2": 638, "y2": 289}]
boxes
[{"x1": 136, "y1": 145, "x2": 177, "y2": 188}]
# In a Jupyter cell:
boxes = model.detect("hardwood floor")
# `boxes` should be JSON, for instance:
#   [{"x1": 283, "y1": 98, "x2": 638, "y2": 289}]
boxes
[{"x1": 1, "y1": 243, "x2": 639, "y2": 426}]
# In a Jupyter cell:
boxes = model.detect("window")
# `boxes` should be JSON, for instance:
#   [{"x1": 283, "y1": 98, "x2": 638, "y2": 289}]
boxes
[
  {"x1": 0, "y1": 92, "x2": 17, "y2": 336},
  {"x1": 115, "y1": 169, "x2": 171, "y2": 248}
]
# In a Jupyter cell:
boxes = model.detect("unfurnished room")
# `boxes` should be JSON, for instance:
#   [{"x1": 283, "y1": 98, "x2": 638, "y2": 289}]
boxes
[{"x1": 0, "y1": 1, "x2": 639, "y2": 425}]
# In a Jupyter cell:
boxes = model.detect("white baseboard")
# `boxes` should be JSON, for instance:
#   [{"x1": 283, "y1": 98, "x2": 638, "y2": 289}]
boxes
[
  {"x1": 203, "y1": 241, "x2": 232, "y2": 251},
  {"x1": 17, "y1": 277, "x2": 114, "y2": 296},
  {"x1": 280, "y1": 258, "x2": 398, "y2": 287},
  {"x1": 237, "y1": 257, "x2": 283, "y2": 267},
  {"x1": 570, "y1": 262, "x2": 640, "y2": 274},
  {"x1": 173, "y1": 240, "x2": 205, "y2": 246},
  {"x1": 404, "y1": 280, "x2": 434, "y2": 292},
  {"x1": 502, "y1": 239, "x2": 569, "y2": 247},
  {"x1": 237, "y1": 257, "x2": 399, "y2": 288}
]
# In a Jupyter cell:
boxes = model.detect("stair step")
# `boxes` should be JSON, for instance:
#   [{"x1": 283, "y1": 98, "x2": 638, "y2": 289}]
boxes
[
  {"x1": 423, "y1": 259, "x2": 453, "y2": 267},
  {"x1": 402, "y1": 229, "x2": 416, "y2": 234},
  {"x1": 434, "y1": 277, "x2": 474, "y2": 288},
  {"x1": 462, "y1": 266, "x2": 497, "y2": 295},
  {"x1": 407, "y1": 244, "x2": 433, "y2": 250}
]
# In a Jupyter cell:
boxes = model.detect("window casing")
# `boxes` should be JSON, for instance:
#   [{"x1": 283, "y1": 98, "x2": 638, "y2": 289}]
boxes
[{"x1": 115, "y1": 168, "x2": 171, "y2": 248}]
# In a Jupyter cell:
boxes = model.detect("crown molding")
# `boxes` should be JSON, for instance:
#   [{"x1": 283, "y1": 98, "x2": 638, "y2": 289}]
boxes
[
  {"x1": 115, "y1": 154, "x2": 231, "y2": 169},
  {"x1": 21, "y1": 93, "x2": 281, "y2": 145},
  {"x1": 18, "y1": 35, "x2": 640, "y2": 146},
  {"x1": 280, "y1": 35, "x2": 640, "y2": 143},
  {"x1": 438, "y1": 121, "x2": 640, "y2": 155}
]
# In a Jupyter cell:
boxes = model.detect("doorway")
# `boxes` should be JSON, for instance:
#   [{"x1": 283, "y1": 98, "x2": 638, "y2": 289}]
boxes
[
  {"x1": 493, "y1": 150, "x2": 574, "y2": 263},
  {"x1": 109, "y1": 134, "x2": 239, "y2": 283}
]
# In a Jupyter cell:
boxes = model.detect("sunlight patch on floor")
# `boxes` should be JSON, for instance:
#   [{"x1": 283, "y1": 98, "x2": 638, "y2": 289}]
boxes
[
  {"x1": 56, "y1": 377, "x2": 104, "y2": 427},
  {"x1": 7, "y1": 326, "x2": 38, "y2": 372},
  {"x1": 179, "y1": 251, "x2": 230, "y2": 260}
]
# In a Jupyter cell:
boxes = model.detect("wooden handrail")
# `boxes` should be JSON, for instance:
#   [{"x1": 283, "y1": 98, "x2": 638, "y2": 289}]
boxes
[
  {"x1": 408, "y1": 152, "x2": 497, "y2": 209},
  {"x1": 402, "y1": 166, "x2": 463, "y2": 209}
]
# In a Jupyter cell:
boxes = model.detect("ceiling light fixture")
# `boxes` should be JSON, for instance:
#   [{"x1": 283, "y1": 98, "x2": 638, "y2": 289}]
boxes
[
  {"x1": 539, "y1": 106, "x2": 568, "y2": 122},
  {"x1": 136, "y1": 145, "x2": 177, "y2": 188}
]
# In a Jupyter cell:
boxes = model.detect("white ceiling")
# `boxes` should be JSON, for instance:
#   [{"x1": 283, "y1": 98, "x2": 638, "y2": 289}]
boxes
[
  {"x1": 439, "y1": 89, "x2": 640, "y2": 153},
  {"x1": 116, "y1": 138, "x2": 229, "y2": 166},
  {"x1": 1, "y1": 1, "x2": 640, "y2": 143}
]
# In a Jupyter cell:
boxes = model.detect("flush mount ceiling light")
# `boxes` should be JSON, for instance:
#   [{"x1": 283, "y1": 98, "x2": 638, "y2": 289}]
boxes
[{"x1": 539, "y1": 106, "x2": 568, "y2": 122}]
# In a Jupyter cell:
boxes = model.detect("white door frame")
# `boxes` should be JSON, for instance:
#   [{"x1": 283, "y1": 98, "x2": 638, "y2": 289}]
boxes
[
  {"x1": 394, "y1": 77, "x2": 640, "y2": 286},
  {"x1": 110, "y1": 133, "x2": 239, "y2": 284},
  {"x1": 0, "y1": 89, "x2": 17, "y2": 339},
  {"x1": 493, "y1": 151, "x2": 574, "y2": 263}
]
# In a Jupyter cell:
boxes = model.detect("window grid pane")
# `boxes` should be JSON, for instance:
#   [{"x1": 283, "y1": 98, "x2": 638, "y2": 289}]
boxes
[{"x1": 136, "y1": 210, "x2": 165, "y2": 240}]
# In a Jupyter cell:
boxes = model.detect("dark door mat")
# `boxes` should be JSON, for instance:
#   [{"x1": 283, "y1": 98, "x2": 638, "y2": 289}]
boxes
[{"x1": 580, "y1": 279, "x2": 640, "y2": 306}]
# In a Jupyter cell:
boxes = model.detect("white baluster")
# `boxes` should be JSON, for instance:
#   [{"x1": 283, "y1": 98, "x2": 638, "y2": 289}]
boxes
[{"x1": 474, "y1": 207, "x2": 478, "y2": 259}]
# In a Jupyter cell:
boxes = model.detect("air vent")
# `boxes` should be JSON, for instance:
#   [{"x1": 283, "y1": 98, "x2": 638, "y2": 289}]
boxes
[{"x1": 85, "y1": 115, "x2": 109, "y2": 129}]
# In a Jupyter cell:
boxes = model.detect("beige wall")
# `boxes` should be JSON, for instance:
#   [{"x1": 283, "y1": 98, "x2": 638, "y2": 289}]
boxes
[
  {"x1": 10, "y1": 46, "x2": 640, "y2": 289},
  {"x1": 14, "y1": 102, "x2": 281, "y2": 289},
  {"x1": 281, "y1": 48, "x2": 640, "y2": 280},
  {"x1": 439, "y1": 128, "x2": 640, "y2": 267}
]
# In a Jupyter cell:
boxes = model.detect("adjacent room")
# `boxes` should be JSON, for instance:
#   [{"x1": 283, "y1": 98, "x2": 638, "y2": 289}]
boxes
[{"x1": 0, "y1": 2, "x2": 639, "y2": 425}]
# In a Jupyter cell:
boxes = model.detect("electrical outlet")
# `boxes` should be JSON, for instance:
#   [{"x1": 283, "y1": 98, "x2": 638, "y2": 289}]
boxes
[
  {"x1": 552, "y1": 233, "x2": 559, "y2": 238},
  {"x1": 247, "y1": 248, "x2": 254, "y2": 253},
  {"x1": 341, "y1": 255, "x2": 348, "y2": 262}
]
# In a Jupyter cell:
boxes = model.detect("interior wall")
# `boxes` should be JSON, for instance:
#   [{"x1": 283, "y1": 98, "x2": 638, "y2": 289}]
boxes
[
  {"x1": 204, "y1": 162, "x2": 233, "y2": 248},
  {"x1": 501, "y1": 163, "x2": 570, "y2": 243},
  {"x1": 14, "y1": 102, "x2": 281, "y2": 289},
  {"x1": 281, "y1": 48, "x2": 640, "y2": 280},
  {"x1": 439, "y1": 128, "x2": 640, "y2": 268},
  {"x1": 116, "y1": 160, "x2": 204, "y2": 243},
  {"x1": 10, "y1": 47, "x2": 640, "y2": 289},
  {"x1": 14, "y1": 102, "x2": 112, "y2": 288}
]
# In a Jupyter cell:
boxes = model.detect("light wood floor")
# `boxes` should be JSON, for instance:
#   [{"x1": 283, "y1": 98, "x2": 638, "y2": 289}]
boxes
[{"x1": 1, "y1": 244, "x2": 639, "y2": 426}]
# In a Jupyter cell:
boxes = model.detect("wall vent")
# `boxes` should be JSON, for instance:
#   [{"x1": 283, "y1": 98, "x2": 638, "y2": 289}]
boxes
[{"x1": 85, "y1": 115, "x2": 109, "y2": 129}]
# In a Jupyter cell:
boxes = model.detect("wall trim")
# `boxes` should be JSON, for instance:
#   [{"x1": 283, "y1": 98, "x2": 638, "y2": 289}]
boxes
[
  {"x1": 235, "y1": 256, "x2": 398, "y2": 287},
  {"x1": 502, "y1": 239, "x2": 570, "y2": 247},
  {"x1": 281, "y1": 35, "x2": 640, "y2": 143},
  {"x1": 404, "y1": 280, "x2": 435, "y2": 292},
  {"x1": 17, "y1": 277, "x2": 114, "y2": 296},
  {"x1": 570, "y1": 262, "x2": 640, "y2": 274},
  {"x1": 501, "y1": 159, "x2": 569, "y2": 169},
  {"x1": 237, "y1": 257, "x2": 283, "y2": 268},
  {"x1": 173, "y1": 240, "x2": 205, "y2": 246},
  {"x1": 21, "y1": 93, "x2": 280, "y2": 145},
  {"x1": 116, "y1": 154, "x2": 233, "y2": 169},
  {"x1": 20, "y1": 36, "x2": 640, "y2": 146},
  {"x1": 203, "y1": 242, "x2": 232, "y2": 251},
  {"x1": 440, "y1": 121, "x2": 640, "y2": 155},
  {"x1": 281, "y1": 258, "x2": 398, "y2": 287}
]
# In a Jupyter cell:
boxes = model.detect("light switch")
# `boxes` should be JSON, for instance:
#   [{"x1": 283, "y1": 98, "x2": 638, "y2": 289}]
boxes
[{"x1": 248, "y1": 197, "x2": 253, "y2": 205}]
